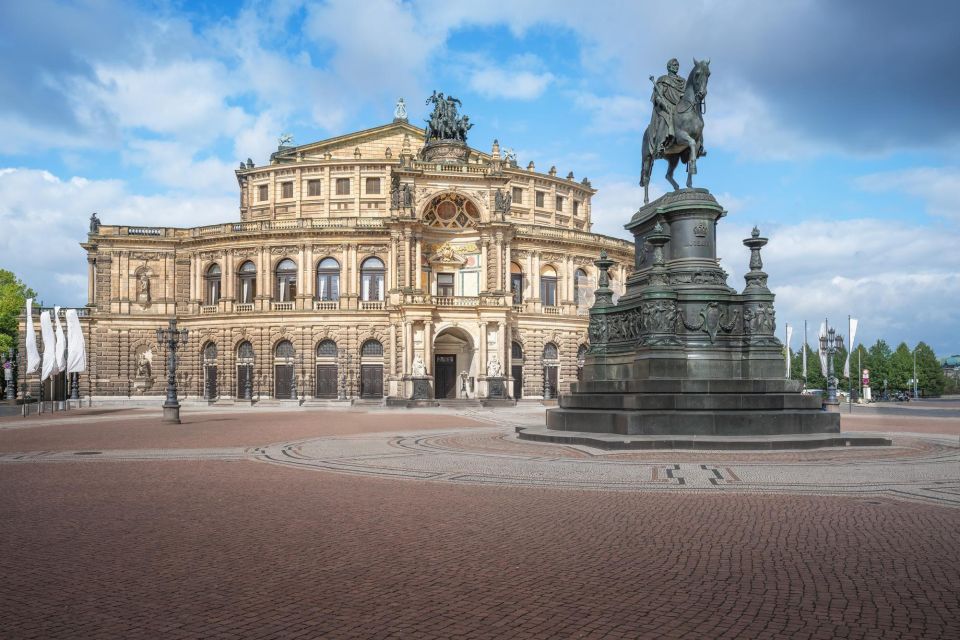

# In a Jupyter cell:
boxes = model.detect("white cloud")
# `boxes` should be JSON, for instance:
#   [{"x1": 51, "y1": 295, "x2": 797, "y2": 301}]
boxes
[
  {"x1": 0, "y1": 168, "x2": 233, "y2": 307},
  {"x1": 469, "y1": 55, "x2": 555, "y2": 101},
  {"x1": 856, "y1": 167, "x2": 960, "y2": 223}
]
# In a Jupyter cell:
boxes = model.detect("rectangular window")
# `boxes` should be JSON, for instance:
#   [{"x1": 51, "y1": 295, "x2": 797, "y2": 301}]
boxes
[
  {"x1": 555, "y1": 196, "x2": 564, "y2": 211},
  {"x1": 437, "y1": 273, "x2": 454, "y2": 297},
  {"x1": 511, "y1": 273, "x2": 524, "y2": 304},
  {"x1": 281, "y1": 181, "x2": 293, "y2": 199},
  {"x1": 258, "y1": 184, "x2": 268, "y2": 202},
  {"x1": 535, "y1": 191, "x2": 545, "y2": 208},
  {"x1": 307, "y1": 180, "x2": 321, "y2": 197},
  {"x1": 541, "y1": 277, "x2": 557, "y2": 307},
  {"x1": 512, "y1": 187, "x2": 523, "y2": 204},
  {"x1": 573, "y1": 200, "x2": 580, "y2": 216},
  {"x1": 336, "y1": 178, "x2": 350, "y2": 195},
  {"x1": 365, "y1": 177, "x2": 381, "y2": 194}
]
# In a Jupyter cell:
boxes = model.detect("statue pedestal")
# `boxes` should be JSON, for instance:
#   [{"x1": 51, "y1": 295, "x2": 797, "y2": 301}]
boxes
[
  {"x1": 390, "y1": 375, "x2": 439, "y2": 408},
  {"x1": 486, "y1": 377, "x2": 506, "y2": 399},
  {"x1": 162, "y1": 403, "x2": 181, "y2": 424},
  {"x1": 410, "y1": 376, "x2": 434, "y2": 400},
  {"x1": 516, "y1": 190, "x2": 888, "y2": 450}
]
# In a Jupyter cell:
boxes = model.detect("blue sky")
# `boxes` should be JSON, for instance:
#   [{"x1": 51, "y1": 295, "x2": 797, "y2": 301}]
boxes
[{"x1": 1, "y1": 0, "x2": 958, "y2": 356}]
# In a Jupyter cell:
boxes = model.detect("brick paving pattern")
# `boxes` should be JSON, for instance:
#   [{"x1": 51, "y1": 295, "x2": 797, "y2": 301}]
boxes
[{"x1": 0, "y1": 402, "x2": 958, "y2": 639}]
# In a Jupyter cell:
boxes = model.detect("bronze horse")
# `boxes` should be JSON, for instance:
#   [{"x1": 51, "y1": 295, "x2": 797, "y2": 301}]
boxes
[{"x1": 640, "y1": 59, "x2": 711, "y2": 204}]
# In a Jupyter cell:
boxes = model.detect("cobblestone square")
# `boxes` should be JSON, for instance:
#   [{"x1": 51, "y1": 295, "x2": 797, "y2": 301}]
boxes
[{"x1": 1, "y1": 402, "x2": 958, "y2": 639}]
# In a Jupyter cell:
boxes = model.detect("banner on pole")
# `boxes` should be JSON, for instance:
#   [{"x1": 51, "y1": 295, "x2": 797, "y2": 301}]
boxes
[
  {"x1": 818, "y1": 322, "x2": 827, "y2": 375},
  {"x1": 25, "y1": 298, "x2": 41, "y2": 373},
  {"x1": 785, "y1": 324, "x2": 793, "y2": 378},
  {"x1": 66, "y1": 309, "x2": 87, "y2": 374},
  {"x1": 843, "y1": 317, "x2": 858, "y2": 378}
]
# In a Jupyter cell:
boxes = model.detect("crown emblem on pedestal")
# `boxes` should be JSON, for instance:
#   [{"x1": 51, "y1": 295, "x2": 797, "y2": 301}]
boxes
[{"x1": 693, "y1": 221, "x2": 708, "y2": 237}]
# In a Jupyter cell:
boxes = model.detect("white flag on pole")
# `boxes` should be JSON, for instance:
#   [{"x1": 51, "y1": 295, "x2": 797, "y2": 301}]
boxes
[
  {"x1": 25, "y1": 298, "x2": 41, "y2": 373},
  {"x1": 818, "y1": 322, "x2": 828, "y2": 375},
  {"x1": 844, "y1": 318, "x2": 858, "y2": 378},
  {"x1": 40, "y1": 311, "x2": 58, "y2": 382},
  {"x1": 785, "y1": 324, "x2": 793, "y2": 378},
  {"x1": 53, "y1": 306, "x2": 67, "y2": 373},
  {"x1": 66, "y1": 309, "x2": 87, "y2": 373},
  {"x1": 802, "y1": 321, "x2": 807, "y2": 379}
]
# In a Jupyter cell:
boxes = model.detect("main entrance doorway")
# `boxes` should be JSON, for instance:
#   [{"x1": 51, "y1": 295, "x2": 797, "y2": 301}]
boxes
[
  {"x1": 512, "y1": 341, "x2": 524, "y2": 399},
  {"x1": 359, "y1": 340, "x2": 384, "y2": 399},
  {"x1": 434, "y1": 354, "x2": 457, "y2": 399}
]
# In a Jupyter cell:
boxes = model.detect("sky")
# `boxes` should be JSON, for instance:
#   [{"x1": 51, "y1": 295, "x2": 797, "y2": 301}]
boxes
[{"x1": 1, "y1": 0, "x2": 958, "y2": 357}]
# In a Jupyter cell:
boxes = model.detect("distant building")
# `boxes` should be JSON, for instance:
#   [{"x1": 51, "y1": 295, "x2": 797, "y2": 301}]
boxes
[
  {"x1": 21, "y1": 103, "x2": 634, "y2": 403},
  {"x1": 942, "y1": 355, "x2": 960, "y2": 381}
]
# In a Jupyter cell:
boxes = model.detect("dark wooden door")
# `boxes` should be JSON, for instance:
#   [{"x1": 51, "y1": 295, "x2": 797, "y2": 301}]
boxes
[
  {"x1": 275, "y1": 364, "x2": 294, "y2": 399},
  {"x1": 315, "y1": 365, "x2": 338, "y2": 399},
  {"x1": 544, "y1": 366, "x2": 558, "y2": 398},
  {"x1": 204, "y1": 365, "x2": 218, "y2": 399},
  {"x1": 512, "y1": 365, "x2": 523, "y2": 399},
  {"x1": 435, "y1": 354, "x2": 456, "y2": 399},
  {"x1": 236, "y1": 366, "x2": 252, "y2": 399},
  {"x1": 360, "y1": 365, "x2": 383, "y2": 399}
]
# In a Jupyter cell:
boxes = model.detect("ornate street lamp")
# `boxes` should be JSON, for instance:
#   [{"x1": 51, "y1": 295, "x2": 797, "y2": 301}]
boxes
[
  {"x1": 819, "y1": 320, "x2": 844, "y2": 408},
  {"x1": 156, "y1": 318, "x2": 189, "y2": 424}
]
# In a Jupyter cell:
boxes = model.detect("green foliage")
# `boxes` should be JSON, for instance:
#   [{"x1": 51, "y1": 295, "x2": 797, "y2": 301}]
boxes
[
  {"x1": 866, "y1": 339, "x2": 893, "y2": 396},
  {"x1": 914, "y1": 342, "x2": 946, "y2": 397},
  {"x1": 0, "y1": 270, "x2": 38, "y2": 355},
  {"x1": 889, "y1": 342, "x2": 913, "y2": 391}
]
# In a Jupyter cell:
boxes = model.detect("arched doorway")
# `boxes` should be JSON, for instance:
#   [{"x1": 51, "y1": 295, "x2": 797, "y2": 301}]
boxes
[
  {"x1": 202, "y1": 342, "x2": 218, "y2": 399},
  {"x1": 359, "y1": 339, "x2": 383, "y2": 399},
  {"x1": 511, "y1": 341, "x2": 524, "y2": 399},
  {"x1": 236, "y1": 341, "x2": 255, "y2": 399},
  {"x1": 433, "y1": 327, "x2": 475, "y2": 399},
  {"x1": 315, "y1": 339, "x2": 338, "y2": 399},
  {"x1": 274, "y1": 340, "x2": 296, "y2": 399}
]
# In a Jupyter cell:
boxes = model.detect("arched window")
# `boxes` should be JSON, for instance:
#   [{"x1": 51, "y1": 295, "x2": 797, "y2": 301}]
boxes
[
  {"x1": 205, "y1": 264, "x2": 222, "y2": 305},
  {"x1": 274, "y1": 340, "x2": 295, "y2": 359},
  {"x1": 573, "y1": 268, "x2": 588, "y2": 306},
  {"x1": 275, "y1": 259, "x2": 297, "y2": 302},
  {"x1": 316, "y1": 257, "x2": 340, "y2": 301},
  {"x1": 540, "y1": 266, "x2": 558, "y2": 307},
  {"x1": 543, "y1": 342, "x2": 559, "y2": 361},
  {"x1": 237, "y1": 341, "x2": 255, "y2": 361},
  {"x1": 316, "y1": 339, "x2": 338, "y2": 358},
  {"x1": 361, "y1": 339, "x2": 383, "y2": 357},
  {"x1": 512, "y1": 341, "x2": 524, "y2": 360},
  {"x1": 510, "y1": 262, "x2": 524, "y2": 305},
  {"x1": 422, "y1": 193, "x2": 480, "y2": 229},
  {"x1": 237, "y1": 261, "x2": 257, "y2": 304},
  {"x1": 360, "y1": 257, "x2": 385, "y2": 301},
  {"x1": 203, "y1": 342, "x2": 218, "y2": 362}
]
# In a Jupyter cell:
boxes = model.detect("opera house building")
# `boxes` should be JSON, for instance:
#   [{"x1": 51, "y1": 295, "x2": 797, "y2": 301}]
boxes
[{"x1": 30, "y1": 100, "x2": 634, "y2": 404}]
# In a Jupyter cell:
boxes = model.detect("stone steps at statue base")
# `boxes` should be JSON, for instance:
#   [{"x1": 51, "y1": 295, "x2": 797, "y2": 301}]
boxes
[{"x1": 517, "y1": 426, "x2": 891, "y2": 450}]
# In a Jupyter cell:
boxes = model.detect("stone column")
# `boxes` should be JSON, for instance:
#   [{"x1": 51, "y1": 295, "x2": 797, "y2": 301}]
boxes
[
  {"x1": 424, "y1": 320, "x2": 433, "y2": 375},
  {"x1": 297, "y1": 244, "x2": 306, "y2": 309},
  {"x1": 257, "y1": 247, "x2": 267, "y2": 310},
  {"x1": 493, "y1": 232, "x2": 503, "y2": 294},
  {"x1": 389, "y1": 234, "x2": 398, "y2": 291},
  {"x1": 87, "y1": 258, "x2": 95, "y2": 305},
  {"x1": 497, "y1": 322, "x2": 506, "y2": 368},
  {"x1": 389, "y1": 323, "x2": 397, "y2": 376},
  {"x1": 304, "y1": 244, "x2": 314, "y2": 302},
  {"x1": 414, "y1": 234, "x2": 422, "y2": 290},
  {"x1": 525, "y1": 252, "x2": 534, "y2": 300},
  {"x1": 505, "y1": 324, "x2": 513, "y2": 397},
  {"x1": 403, "y1": 321, "x2": 413, "y2": 375},
  {"x1": 480, "y1": 237, "x2": 489, "y2": 291},
  {"x1": 478, "y1": 321, "x2": 488, "y2": 377},
  {"x1": 503, "y1": 243, "x2": 511, "y2": 292},
  {"x1": 323, "y1": 166, "x2": 331, "y2": 217}
]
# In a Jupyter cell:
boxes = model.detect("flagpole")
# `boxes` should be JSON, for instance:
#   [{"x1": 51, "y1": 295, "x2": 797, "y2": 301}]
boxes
[
  {"x1": 802, "y1": 320, "x2": 808, "y2": 386},
  {"x1": 848, "y1": 314, "x2": 852, "y2": 414}
]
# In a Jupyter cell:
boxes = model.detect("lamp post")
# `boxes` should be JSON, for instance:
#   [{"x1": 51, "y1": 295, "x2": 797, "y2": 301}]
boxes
[
  {"x1": 156, "y1": 318, "x2": 189, "y2": 424},
  {"x1": 819, "y1": 320, "x2": 844, "y2": 410}
]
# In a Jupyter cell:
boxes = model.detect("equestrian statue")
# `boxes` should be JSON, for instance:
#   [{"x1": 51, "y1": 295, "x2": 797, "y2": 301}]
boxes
[{"x1": 640, "y1": 58, "x2": 711, "y2": 204}]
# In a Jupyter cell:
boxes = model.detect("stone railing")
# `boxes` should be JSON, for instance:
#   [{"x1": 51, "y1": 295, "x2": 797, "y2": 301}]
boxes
[
  {"x1": 271, "y1": 301, "x2": 294, "y2": 311},
  {"x1": 434, "y1": 296, "x2": 479, "y2": 307},
  {"x1": 126, "y1": 226, "x2": 163, "y2": 236},
  {"x1": 512, "y1": 303, "x2": 525, "y2": 314},
  {"x1": 512, "y1": 223, "x2": 632, "y2": 252},
  {"x1": 360, "y1": 300, "x2": 385, "y2": 310},
  {"x1": 313, "y1": 300, "x2": 339, "y2": 310},
  {"x1": 31, "y1": 307, "x2": 90, "y2": 318},
  {"x1": 200, "y1": 305, "x2": 218, "y2": 314},
  {"x1": 189, "y1": 216, "x2": 386, "y2": 238},
  {"x1": 543, "y1": 306, "x2": 562, "y2": 315},
  {"x1": 235, "y1": 303, "x2": 254, "y2": 312}
]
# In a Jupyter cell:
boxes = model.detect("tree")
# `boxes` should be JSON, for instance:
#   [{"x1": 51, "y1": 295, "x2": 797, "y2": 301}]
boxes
[
  {"x1": 914, "y1": 342, "x2": 945, "y2": 397},
  {"x1": 889, "y1": 342, "x2": 913, "y2": 392},
  {"x1": 0, "y1": 270, "x2": 38, "y2": 355},
  {"x1": 847, "y1": 343, "x2": 870, "y2": 396},
  {"x1": 866, "y1": 339, "x2": 892, "y2": 397}
]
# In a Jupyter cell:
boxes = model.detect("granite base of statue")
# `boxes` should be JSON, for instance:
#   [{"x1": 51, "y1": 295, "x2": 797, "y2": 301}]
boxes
[
  {"x1": 411, "y1": 376, "x2": 433, "y2": 400},
  {"x1": 487, "y1": 377, "x2": 506, "y2": 399},
  {"x1": 518, "y1": 189, "x2": 890, "y2": 449}
]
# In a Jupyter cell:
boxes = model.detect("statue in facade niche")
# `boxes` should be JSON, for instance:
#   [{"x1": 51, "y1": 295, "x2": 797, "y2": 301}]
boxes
[
  {"x1": 137, "y1": 272, "x2": 151, "y2": 303},
  {"x1": 136, "y1": 348, "x2": 153, "y2": 379},
  {"x1": 639, "y1": 58, "x2": 711, "y2": 204},
  {"x1": 486, "y1": 355, "x2": 503, "y2": 378},
  {"x1": 494, "y1": 188, "x2": 512, "y2": 213},
  {"x1": 412, "y1": 353, "x2": 427, "y2": 376}
]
